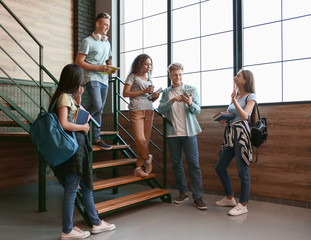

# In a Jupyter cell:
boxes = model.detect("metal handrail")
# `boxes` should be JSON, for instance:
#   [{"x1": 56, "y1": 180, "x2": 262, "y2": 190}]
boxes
[
  {"x1": 0, "y1": 0, "x2": 42, "y2": 47},
  {"x1": 112, "y1": 76, "x2": 168, "y2": 188},
  {"x1": 0, "y1": 0, "x2": 55, "y2": 113}
]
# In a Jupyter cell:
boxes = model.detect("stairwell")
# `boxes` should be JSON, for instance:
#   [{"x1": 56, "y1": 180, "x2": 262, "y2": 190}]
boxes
[{"x1": 0, "y1": 0, "x2": 171, "y2": 225}]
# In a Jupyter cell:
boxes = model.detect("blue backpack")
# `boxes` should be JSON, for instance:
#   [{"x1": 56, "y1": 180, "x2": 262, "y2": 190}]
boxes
[{"x1": 29, "y1": 96, "x2": 78, "y2": 167}]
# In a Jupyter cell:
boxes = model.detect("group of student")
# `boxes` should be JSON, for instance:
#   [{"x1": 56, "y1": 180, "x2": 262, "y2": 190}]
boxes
[{"x1": 52, "y1": 12, "x2": 257, "y2": 240}]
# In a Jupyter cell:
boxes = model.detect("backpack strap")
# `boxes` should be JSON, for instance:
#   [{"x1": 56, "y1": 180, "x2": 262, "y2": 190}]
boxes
[{"x1": 50, "y1": 94, "x2": 76, "y2": 139}]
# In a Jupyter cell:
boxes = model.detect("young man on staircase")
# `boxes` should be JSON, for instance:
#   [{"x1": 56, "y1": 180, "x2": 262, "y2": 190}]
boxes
[{"x1": 75, "y1": 12, "x2": 117, "y2": 150}]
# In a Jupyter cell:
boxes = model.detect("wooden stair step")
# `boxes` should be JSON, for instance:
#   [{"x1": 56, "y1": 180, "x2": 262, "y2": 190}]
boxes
[
  {"x1": 100, "y1": 131, "x2": 118, "y2": 135},
  {"x1": 92, "y1": 144, "x2": 130, "y2": 152},
  {"x1": 0, "y1": 120, "x2": 30, "y2": 127},
  {"x1": 0, "y1": 132, "x2": 29, "y2": 137},
  {"x1": 95, "y1": 188, "x2": 170, "y2": 214},
  {"x1": 93, "y1": 174, "x2": 155, "y2": 191},
  {"x1": 92, "y1": 158, "x2": 136, "y2": 169},
  {"x1": 2, "y1": 102, "x2": 21, "y2": 109}
]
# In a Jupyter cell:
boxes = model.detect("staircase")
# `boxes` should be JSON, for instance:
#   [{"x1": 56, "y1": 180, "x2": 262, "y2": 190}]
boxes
[{"x1": 0, "y1": 0, "x2": 171, "y2": 224}]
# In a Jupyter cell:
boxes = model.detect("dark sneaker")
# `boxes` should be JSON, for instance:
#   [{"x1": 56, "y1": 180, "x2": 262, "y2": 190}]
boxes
[
  {"x1": 193, "y1": 197, "x2": 207, "y2": 210},
  {"x1": 174, "y1": 192, "x2": 189, "y2": 204},
  {"x1": 93, "y1": 140, "x2": 112, "y2": 150}
]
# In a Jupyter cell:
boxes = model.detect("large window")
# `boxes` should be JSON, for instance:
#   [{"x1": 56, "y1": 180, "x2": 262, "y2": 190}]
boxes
[
  {"x1": 120, "y1": 0, "x2": 311, "y2": 107},
  {"x1": 244, "y1": 0, "x2": 311, "y2": 103},
  {"x1": 120, "y1": 0, "x2": 167, "y2": 109}
]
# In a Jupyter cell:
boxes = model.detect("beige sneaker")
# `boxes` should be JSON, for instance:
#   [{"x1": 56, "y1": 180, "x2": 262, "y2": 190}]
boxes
[
  {"x1": 92, "y1": 220, "x2": 116, "y2": 234},
  {"x1": 228, "y1": 203, "x2": 248, "y2": 216},
  {"x1": 134, "y1": 167, "x2": 148, "y2": 177},
  {"x1": 145, "y1": 154, "x2": 153, "y2": 174},
  {"x1": 60, "y1": 226, "x2": 90, "y2": 239},
  {"x1": 216, "y1": 196, "x2": 237, "y2": 207}
]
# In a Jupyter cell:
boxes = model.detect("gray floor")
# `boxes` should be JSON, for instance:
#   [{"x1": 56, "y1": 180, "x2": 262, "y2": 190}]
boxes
[{"x1": 1, "y1": 181, "x2": 310, "y2": 240}]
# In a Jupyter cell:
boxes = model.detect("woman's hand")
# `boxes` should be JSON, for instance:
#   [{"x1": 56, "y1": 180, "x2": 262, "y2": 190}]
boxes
[
  {"x1": 219, "y1": 119, "x2": 227, "y2": 125},
  {"x1": 82, "y1": 123, "x2": 90, "y2": 134},
  {"x1": 151, "y1": 92, "x2": 160, "y2": 101},
  {"x1": 231, "y1": 83, "x2": 238, "y2": 102},
  {"x1": 181, "y1": 92, "x2": 193, "y2": 106},
  {"x1": 143, "y1": 85, "x2": 154, "y2": 94}
]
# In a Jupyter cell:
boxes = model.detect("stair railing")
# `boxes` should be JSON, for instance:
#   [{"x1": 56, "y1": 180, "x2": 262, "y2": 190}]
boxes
[
  {"x1": 112, "y1": 76, "x2": 168, "y2": 188},
  {"x1": 0, "y1": 0, "x2": 57, "y2": 116}
]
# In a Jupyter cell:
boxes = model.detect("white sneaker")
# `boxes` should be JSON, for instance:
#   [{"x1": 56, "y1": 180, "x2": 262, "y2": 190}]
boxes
[
  {"x1": 228, "y1": 203, "x2": 248, "y2": 216},
  {"x1": 145, "y1": 154, "x2": 153, "y2": 174},
  {"x1": 60, "y1": 226, "x2": 90, "y2": 239},
  {"x1": 91, "y1": 220, "x2": 116, "y2": 234},
  {"x1": 134, "y1": 167, "x2": 148, "y2": 177},
  {"x1": 216, "y1": 196, "x2": 237, "y2": 207}
]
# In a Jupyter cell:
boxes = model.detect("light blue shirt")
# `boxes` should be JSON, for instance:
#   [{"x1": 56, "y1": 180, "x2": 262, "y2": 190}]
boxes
[
  {"x1": 227, "y1": 93, "x2": 257, "y2": 122},
  {"x1": 158, "y1": 84, "x2": 202, "y2": 137},
  {"x1": 78, "y1": 36, "x2": 112, "y2": 86}
]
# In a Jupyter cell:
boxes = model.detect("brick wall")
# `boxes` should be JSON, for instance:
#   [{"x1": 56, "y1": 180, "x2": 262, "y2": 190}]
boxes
[{"x1": 74, "y1": 0, "x2": 96, "y2": 60}]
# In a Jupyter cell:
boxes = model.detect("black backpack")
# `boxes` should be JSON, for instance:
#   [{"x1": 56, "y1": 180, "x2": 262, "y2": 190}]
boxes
[{"x1": 246, "y1": 95, "x2": 268, "y2": 163}]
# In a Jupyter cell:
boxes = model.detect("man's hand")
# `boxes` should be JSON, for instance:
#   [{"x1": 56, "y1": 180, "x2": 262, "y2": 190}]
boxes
[
  {"x1": 181, "y1": 92, "x2": 193, "y2": 106},
  {"x1": 98, "y1": 65, "x2": 112, "y2": 72}
]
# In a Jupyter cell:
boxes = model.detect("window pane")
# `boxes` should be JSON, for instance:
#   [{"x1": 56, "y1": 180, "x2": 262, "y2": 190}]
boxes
[
  {"x1": 245, "y1": 63, "x2": 282, "y2": 103},
  {"x1": 244, "y1": 0, "x2": 281, "y2": 27},
  {"x1": 144, "y1": 13, "x2": 167, "y2": 48},
  {"x1": 144, "y1": 0, "x2": 167, "y2": 17},
  {"x1": 172, "y1": 0, "x2": 200, "y2": 9},
  {"x1": 283, "y1": 59, "x2": 311, "y2": 102},
  {"x1": 201, "y1": 69, "x2": 234, "y2": 106},
  {"x1": 121, "y1": 21, "x2": 142, "y2": 52},
  {"x1": 201, "y1": 0, "x2": 232, "y2": 36},
  {"x1": 182, "y1": 73, "x2": 201, "y2": 98},
  {"x1": 283, "y1": 16, "x2": 311, "y2": 60},
  {"x1": 120, "y1": 51, "x2": 143, "y2": 110},
  {"x1": 172, "y1": 4, "x2": 200, "y2": 41},
  {"x1": 120, "y1": 50, "x2": 143, "y2": 83},
  {"x1": 172, "y1": 39, "x2": 200, "y2": 73},
  {"x1": 201, "y1": 32, "x2": 233, "y2": 71},
  {"x1": 283, "y1": 0, "x2": 311, "y2": 19},
  {"x1": 143, "y1": 45, "x2": 168, "y2": 77},
  {"x1": 244, "y1": 23, "x2": 282, "y2": 65},
  {"x1": 120, "y1": 0, "x2": 142, "y2": 23}
]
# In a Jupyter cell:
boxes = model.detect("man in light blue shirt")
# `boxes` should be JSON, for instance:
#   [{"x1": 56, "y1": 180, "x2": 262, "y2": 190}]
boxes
[{"x1": 76, "y1": 12, "x2": 117, "y2": 150}]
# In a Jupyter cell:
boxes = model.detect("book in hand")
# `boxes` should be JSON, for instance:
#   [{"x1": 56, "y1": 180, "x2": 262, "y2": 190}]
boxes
[
  {"x1": 101, "y1": 66, "x2": 120, "y2": 75},
  {"x1": 75, "y1": 106, "x2": 91, "y2": 125},
  {"x1": 213, "y1": 112, "x2": 235, "y2": 122},
  {"x1": 148, "y1": 87, "x2": 163, "y2": 100}
]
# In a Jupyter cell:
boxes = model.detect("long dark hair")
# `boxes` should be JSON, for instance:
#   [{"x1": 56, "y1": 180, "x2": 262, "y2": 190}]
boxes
[
  {"x1": 130, "y1": 54, "x2": 153, "y2": 76},
  {"x1": 240, "y1": 69, "x2": 257, "y2": 126},
  {"x1": 49, "y1": 64, "x2": 84, "y2": 110}
]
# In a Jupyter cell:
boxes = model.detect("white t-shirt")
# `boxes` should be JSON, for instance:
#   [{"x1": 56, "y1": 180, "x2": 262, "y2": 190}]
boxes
[{"x1": 168, "y1": 86, "x2": 187, "y2": 137}]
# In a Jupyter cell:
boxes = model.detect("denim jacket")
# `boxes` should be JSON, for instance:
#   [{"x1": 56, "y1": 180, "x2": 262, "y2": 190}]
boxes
[{"x1": 157, "y1": 84, "x2": 202, "y2": 137}]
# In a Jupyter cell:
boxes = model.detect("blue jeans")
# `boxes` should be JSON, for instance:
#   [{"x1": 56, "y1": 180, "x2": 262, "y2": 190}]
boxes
[
  {"x1": 82, "y1": 81, "x2": 108, "y2": 141},
  {"x1": 62, "y1": 173, "x2": 101, "y2": 233},
  {"x1": 215, "y1": 131, "x2": 251, "y2": 203},
  {"x1": 167, "y1": 136, "x2": 203, "y2": 199}
]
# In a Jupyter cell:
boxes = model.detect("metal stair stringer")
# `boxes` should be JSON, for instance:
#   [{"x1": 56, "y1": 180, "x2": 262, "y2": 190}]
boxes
[{"x1": 0, "y1": 89, "x2": 34, "y2": 131}]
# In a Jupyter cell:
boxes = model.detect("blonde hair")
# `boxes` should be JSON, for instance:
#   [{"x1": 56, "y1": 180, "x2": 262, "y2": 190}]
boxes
[
  {"x1": 96, "y1": 12, "x2": 111, "y2": 22},
  {"x1": 168, "y1": 62, "x2": 184, "y2": 74}
]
